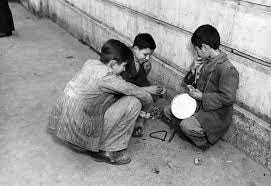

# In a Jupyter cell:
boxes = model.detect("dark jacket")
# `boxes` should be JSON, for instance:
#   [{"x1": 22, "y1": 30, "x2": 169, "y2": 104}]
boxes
[
  {"x1": 185, "y1": 52, "x2": 239, "y2": 144},
  {"x1": 0, "y1": 0, "x2": 15, "y2": 33},
  {"x1": 121, "y1": 60, "x2": 150, "y2": 87}
]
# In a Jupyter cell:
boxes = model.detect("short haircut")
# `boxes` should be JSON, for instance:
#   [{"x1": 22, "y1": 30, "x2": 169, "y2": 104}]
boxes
[
  {"x1": 191, "y1": 24, "x2": 220, "y2": 50},
  {"x1": 100, "y1": 39, "x2": 133, "y2": 65},
  {"x1": 133, "y1": 33, "x2": 156, "y2": 50}
]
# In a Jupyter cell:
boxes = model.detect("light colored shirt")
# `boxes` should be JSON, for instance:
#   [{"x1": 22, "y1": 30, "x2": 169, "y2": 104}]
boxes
[{"x1": 64, "y1": 59, "x2": 152, "y2": 106}]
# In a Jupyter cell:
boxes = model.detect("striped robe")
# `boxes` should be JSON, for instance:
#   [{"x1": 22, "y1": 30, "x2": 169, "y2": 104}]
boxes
[{"x1": 48, "y1": 59, "x2": 152, "y2": 151}]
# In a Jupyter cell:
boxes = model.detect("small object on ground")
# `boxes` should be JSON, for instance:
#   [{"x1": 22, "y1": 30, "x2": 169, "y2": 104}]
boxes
[
  {"x1": 65, "y1": 55, "x2": 74, "y2": 59},
  {"x1": 226, "y1": 160, "x2": 233, "y2": 163},
  {"x1": 133, "y1": 140, "x2": 140, "y2": 144},
  {"x1": 152, "y1": 168, "x2": 160, "y2": 174},
  {"x1": 149, "y1": 130, "x2": 167, "y2": 141},
  {"x1": 194, "y1": 158, "x2": 202, "y2": 165},
  {"x1": 168, "y1": 128, "x2": 178, "y2": 142},
  {"x1": 165, "y1": 161, "x2": 172, "y2": 169},
  {"x1": 33, "y1": 72, "x2": 41, "y2": 77}
]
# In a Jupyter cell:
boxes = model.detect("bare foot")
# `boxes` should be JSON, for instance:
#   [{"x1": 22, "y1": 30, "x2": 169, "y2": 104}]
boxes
[{"x1": 132, "y1": 117, "x2": 145, "y2": 137}]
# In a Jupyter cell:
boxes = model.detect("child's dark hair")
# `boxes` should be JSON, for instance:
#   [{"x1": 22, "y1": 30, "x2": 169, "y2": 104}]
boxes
[
  {"x1": 100, "y1": 39, "x2": 133, "y2": 64},
  {"x1": 133, "y1": 33, "x2": 156, "y2": 50},
  {"x1": 191, "y1": 24, "x2": 220, "y2": 50}
]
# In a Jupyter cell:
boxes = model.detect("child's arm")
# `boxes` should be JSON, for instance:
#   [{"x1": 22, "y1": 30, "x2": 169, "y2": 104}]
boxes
[
  {"x1": 142, "y1": 86, "x2": 164, "y2": 95},
  {"x1": 187, "y1": 85, "x2": 203, "y2": 100},
  {"x1": 201, "y1": 65, "x2": 239, "y2": 111},
  {"x1": 99, "y1": 73, "x2": 153, "y2": 107},
  {"x1": 190, "y1": 58, "x2": 203, "y2": 75},
  {"x1": 184, "y1": 58, "x2": 203, "y2": 87}
]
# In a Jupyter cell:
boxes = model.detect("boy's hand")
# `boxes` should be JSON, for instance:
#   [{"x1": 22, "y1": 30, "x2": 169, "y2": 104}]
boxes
[
  {"x1": 187, "y1": 85, "x2": 202, "y2": 100},
  {"x1": 191, "y1": 58, "x2": 203, "y2": 74},
  {"x1": 143, "y1": 86, "x2": 164, "y2": 95}
]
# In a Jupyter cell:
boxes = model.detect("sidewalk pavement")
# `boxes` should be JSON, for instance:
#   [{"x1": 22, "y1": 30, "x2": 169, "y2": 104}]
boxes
[{"x1": 0, "y1": 2, "x2": 270, "y2": 186}]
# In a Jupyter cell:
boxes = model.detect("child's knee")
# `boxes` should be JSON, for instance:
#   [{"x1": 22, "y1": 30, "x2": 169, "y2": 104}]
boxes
[
  {"x1": 179, "y1": 117, "x2": 198, "y2": 134},
  {"x1": 180, "y1": 117, "x2": 204, "y2": 136},
  {"x1": 179, "y1": 119, "x2": 191, "y2": 133},
  {"x1": 125, "y1": 96, "x2": 142, "y2": 111}
]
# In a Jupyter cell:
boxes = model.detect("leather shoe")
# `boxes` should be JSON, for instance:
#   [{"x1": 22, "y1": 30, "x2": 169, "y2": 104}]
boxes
[
  {"x1": 90, "y1": 150, "x2": 131, "y2": 165},
  {"x1": 0, "y1": 31, "x2": 12, "y2": 37}
]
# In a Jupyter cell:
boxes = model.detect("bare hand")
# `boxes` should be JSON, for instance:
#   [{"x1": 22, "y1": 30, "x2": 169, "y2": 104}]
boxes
[
  {"x1": 188, "y1": 87, "x2": 202, "y2": 100},
  {"x1": 144, "y1": 86, "x2": 164, "y2": 95},
  {"x1": 191, "y1": 58, "x2": 203, "y2": 74}
]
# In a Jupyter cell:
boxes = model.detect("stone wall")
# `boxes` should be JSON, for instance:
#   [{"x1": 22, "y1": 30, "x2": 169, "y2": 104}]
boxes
[{"x1": 19, "y1": 0, "x2": 271, "y2": 171}]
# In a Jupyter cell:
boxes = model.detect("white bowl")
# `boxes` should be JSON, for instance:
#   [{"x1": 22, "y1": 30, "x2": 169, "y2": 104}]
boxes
[{"x1": 171, "y1": 93, "x2": 197, "y2": 119}]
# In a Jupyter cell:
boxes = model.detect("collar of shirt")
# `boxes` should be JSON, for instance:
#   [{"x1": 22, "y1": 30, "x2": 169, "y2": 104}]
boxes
[{"x1": 205, "y1": 51, "x2": 227, "y2": 65}]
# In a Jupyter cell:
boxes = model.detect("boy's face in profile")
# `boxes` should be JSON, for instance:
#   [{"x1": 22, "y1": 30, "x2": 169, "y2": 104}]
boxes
[
  {"x1": 112, "y1": 61, "x2": 127, "y2": 75},
  {"x1": 133, "y1": 46, "x2": 154, "y2": 63},
  {"x1": 193, "y1": 44, "x2": 211, "y2": 60}
]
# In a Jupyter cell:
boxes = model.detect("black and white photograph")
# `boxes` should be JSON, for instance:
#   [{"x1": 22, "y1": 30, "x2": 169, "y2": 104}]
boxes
[{"x1": 1, "y1": 0, "x2": 271, "y2": 185}]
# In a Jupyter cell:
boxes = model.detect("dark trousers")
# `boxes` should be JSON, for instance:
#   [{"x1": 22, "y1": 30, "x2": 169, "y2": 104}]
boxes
[{"x1": 0, "y1": 1, "x2": 15, "y2": 34}]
